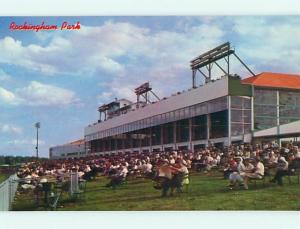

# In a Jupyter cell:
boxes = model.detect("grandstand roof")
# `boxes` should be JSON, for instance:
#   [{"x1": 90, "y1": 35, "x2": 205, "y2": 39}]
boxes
[{"x1": 242, "y1": 72, "x2": 300, "y2": 90}]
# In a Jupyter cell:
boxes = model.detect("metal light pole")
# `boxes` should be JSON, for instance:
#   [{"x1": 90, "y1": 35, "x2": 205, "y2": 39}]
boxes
[{"x1": 35, "y1": 122, "x2": 40, "y2": 158}]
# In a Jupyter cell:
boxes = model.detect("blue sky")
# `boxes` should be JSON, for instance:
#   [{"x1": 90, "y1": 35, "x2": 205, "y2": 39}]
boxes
[{"x1": 0, "y1": 16, "x2": 300, "y2": 157}]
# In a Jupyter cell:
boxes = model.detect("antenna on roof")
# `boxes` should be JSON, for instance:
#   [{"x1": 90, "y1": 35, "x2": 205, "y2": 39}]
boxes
[{"x1": 190, "y1": 42, "x2": 255, "y2": 88}]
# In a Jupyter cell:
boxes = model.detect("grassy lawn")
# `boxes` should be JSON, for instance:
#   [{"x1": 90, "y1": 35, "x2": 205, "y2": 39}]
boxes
[
  {"x1": 12, "y1": 171, "x2": 300, "y2": 211},
  {"x1": 0, "y1": 173, "x2": 9, "y2": 183}
]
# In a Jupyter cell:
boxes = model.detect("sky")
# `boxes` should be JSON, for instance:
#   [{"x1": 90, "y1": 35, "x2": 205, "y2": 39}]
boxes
[{"x1": 0, "y1": 16, "x2": 300, "y2": 157}]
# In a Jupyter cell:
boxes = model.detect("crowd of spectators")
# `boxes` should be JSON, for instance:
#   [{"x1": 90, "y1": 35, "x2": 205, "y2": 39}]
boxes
[{"x1": 16, "y1": 142, "x2": 300, "y2": 196}]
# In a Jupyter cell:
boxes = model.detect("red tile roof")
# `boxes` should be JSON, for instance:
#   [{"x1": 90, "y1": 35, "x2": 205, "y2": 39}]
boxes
[{"x1": 242, "y1": 72, "x2": 300, "y2": 90}]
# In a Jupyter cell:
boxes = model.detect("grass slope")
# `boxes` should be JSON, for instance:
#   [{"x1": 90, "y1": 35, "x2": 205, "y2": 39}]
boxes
[
  {"x1": 0, "y1": 173, "x2": 9, "y2": 183},
  {"x1": 12, "y1": 172, "x2": 300, "y2": 211}
]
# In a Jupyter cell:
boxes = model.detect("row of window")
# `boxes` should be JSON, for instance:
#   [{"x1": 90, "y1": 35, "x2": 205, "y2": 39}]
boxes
[
  {"x1": 254, "y1": 89, "x2": 300, "y2": 106},
  {"x1": 86, "y1": 96, "x2": 228, "y2": 141},
  {"x1": 254, "y1": 89, "x2": 300, "y2": 130},
  {"x1": 89, "y1": 111, "x2": 229, "y2": 153}
]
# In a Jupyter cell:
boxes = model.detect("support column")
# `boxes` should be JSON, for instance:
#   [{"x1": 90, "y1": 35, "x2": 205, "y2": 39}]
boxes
[
  {"x1": 149, "y1": 128, "x2": 152, "y2": 153},
  {"x1": 139, "y1": 131, "x2": 142, "y2": 154},
  {"x1": 276, "y1": 90, "x2": 281, "y2": 146},
  {"x1": 207, "y1": 113, "x2": 210, "y2": 147},
  {"x1": 160, "y1": 125, "x2": 164, "y2": 152},
  {"x1": 251, "y1": 85, "x2": 255, "y2": 131},
  {"x1": 99, "y1": 112, "x2": 102, "y2": 122},
  {"x1": 192, "y1": 70, "x2": 196, "y2": 88},
  {"x1": 228, "y1": 96, "x2": 232, "y2": 147},
  {"x1": 173, "y1": 122, "x2": 177, "y2": 150},
  {"x1": 122, "y1": 135, "x2": 125, "y2": 152},
  {"x1": 129, "y1": 134, "x2": 133, "y2": 154},
  {"x1": 189, "y1": 118, "x2": 193, "y2": 151}
]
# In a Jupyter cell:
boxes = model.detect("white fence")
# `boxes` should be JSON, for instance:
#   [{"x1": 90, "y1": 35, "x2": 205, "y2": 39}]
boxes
[{"x1": 0, "y1": 174, "x2": 19, "y2": 211}]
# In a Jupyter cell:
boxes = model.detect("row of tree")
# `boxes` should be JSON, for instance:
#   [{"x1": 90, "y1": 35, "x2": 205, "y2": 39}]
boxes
[{"x1": 0, "y1": 156, "x2": 47, "y2": 166}]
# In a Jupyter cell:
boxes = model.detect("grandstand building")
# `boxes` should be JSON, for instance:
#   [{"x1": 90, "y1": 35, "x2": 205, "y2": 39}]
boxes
[
  {"x1": 84, "y1": 43, "x2": 300, "y2": 155},
  {"x1": 84, "y1": 71, "x2": 300, "y2": 156}
]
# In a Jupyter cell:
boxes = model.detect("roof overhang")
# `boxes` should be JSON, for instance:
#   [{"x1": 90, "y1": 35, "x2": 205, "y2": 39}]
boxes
[{"x1": 253, "y1": 120, "x2": 300, "y2": 138}]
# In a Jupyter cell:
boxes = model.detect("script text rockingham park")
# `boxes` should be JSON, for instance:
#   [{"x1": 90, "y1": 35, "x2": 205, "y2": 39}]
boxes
[{"x1": 9, "y1": 21, "x2": 81, "y2": 32}]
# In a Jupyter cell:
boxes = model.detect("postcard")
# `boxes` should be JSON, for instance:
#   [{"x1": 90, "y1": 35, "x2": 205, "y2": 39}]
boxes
[{"x1": 0, "y1": 15, "x2": 300, "y2": 215}]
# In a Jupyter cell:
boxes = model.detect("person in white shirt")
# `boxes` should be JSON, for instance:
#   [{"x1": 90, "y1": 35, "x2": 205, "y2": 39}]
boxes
[
  {"x1": 228, "y1": 157, "x2": 244, "y2": 188},
  {"x1": 105, "y1": 164, "x2": 128, "y2": 188},
  {"x1": 239, "y1": 158, "x2": 254, "y2": 176},
  {"x1": 268, "y1": 152, "x2": 278, "y2": 165},
  {"x1": 169, "y1": 156, "x2": 175, "y2": 165},
  {"x1": 205, "y1": 154, "x2": 215, "y2": 171},
  {"x1": 295, "y1": 150, "x2": 300, "y2": 158},
  {"x1": 145, "y1": 162, "x2": 153, "y2": 173},
  {"x1": 84, "y1": 165, "x2": 91, "y2": 173},
  {"x1": 241, "y1": 158, "x2": 264, "y2": 190}
]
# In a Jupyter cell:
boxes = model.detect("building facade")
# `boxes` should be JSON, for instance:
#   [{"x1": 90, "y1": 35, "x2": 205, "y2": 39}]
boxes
[
  {"x1": 84, "y1": 75, "x2": 255, "y2": 155},
  {"x1": 49, "y1": 139, "x2": 85, "y2": 159},
  {"x1": 50, "y1": 72, "x2": 300, "y2": 158}
]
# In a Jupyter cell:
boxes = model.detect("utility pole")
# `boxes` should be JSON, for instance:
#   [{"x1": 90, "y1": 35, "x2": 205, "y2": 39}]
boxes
[{"x1": 35, "y1": 122, "x2": 40, "y2": 158}]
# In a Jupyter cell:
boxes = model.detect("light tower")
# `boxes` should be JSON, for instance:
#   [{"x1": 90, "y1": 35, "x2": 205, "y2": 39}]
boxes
[{"x1": 34, "y1": 122, "x2": 40, "y2": 158}]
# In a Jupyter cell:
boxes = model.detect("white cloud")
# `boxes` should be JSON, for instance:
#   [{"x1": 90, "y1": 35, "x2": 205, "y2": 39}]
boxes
[
  {"x1": 0, "y1": 20, "x2": 227, "y2": 105},
  {"x1": 7, "y1": 139, "x2": 45, "y2": 146},
  {"x1": 16, "y1": 81, "x2": 79, "y2": 106},
  {"x1": 87, "y1": 21, "x2": 225, "y2": 103},
  {"x1": 0, "y1": 81, "x2": 79, "y2": 106},
  {"x1": 1, "y1": 18, "x2": 299, "y2": 105},
  {"x1": 0, "y1": 123, "x2": 22, "y2": 134},
  {"x1": 0, "y1": 87, "x2": 21, "y2": 105},
  {"x1": 0, "y1": 37, "x2": 57, "y2": 75},
  {"x1": 232, "y1": 17, "x2": 300, "y2": 73},
  {"x1": 0, "y1": 21, "x2": 224, "y2": 79}
]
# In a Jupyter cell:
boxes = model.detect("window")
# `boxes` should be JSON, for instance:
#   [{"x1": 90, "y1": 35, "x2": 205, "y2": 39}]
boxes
[
  {"x1": 151, "y1": 126, "x2": 161, "y2": 146},
  {"x1": 192, "y1": 115, "x2": 207, "y2": 140},
  {"x1": 280, "y1": 91, "x2": 300, "y2": 106},
  {"x1": 210, "y1": 110, "x2": 228, "y2": 138},
  {"x1": 132, "y1": 131, "x2": 140, "y2": 148},
  {"x1": 243, "y1": 98, "x2": 251, "y2": 109},
  {"x1": 175, "y1": 110, "x2": 180, "y2": 120},
  {"x1": 176, "y1": 119, "x2": 189, "y2": 143},
  {"x1": 255, "y1": 105, "x2": 277, "y2": 117},
  {"x1": 190, "y1": 105, "x2": 196, "y2": 117},
  {"x1": 243, "y1": 110, "x2": 251, "y2": 124},
  {"x1": 231, "y1": 123, "x2": 243, "y2": 136},
  {"x1": 254, "y1": 117, "x2": 277, "y2": 130},
  {"x1": 163, "y1": 122, "x2": 174, "y2": 144},
  {"x1": 184, "y1": 107, "x2": 190, "y2": 118},
  {"x1": 141, "y1": 128, "x2": 151, "y2": 147},
  {"x1": 254, "y1": 89, "x2": 277, "y2": 105},
  {"x1": 231, "y1": 96, "x2": 243, "y2": 109},
  {"x1": 124, "y1": 133, "x2": 132, "y2": 149},
  {"x1": 208, "y1": 97, "x2": 227, "y2": 113},
  {"x1": 231, "y1": 109, "x2": 243, "y2": 123}
]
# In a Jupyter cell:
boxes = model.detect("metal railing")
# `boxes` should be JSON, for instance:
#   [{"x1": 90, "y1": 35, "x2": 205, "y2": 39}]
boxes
[{"x1": 0, "y1": 174, "x2": 19, "y2": 211}]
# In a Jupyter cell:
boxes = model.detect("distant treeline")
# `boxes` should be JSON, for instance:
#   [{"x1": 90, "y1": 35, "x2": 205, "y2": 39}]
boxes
[{"x1": 0, "y1": 156, "x2": 48, "y2": 166}]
